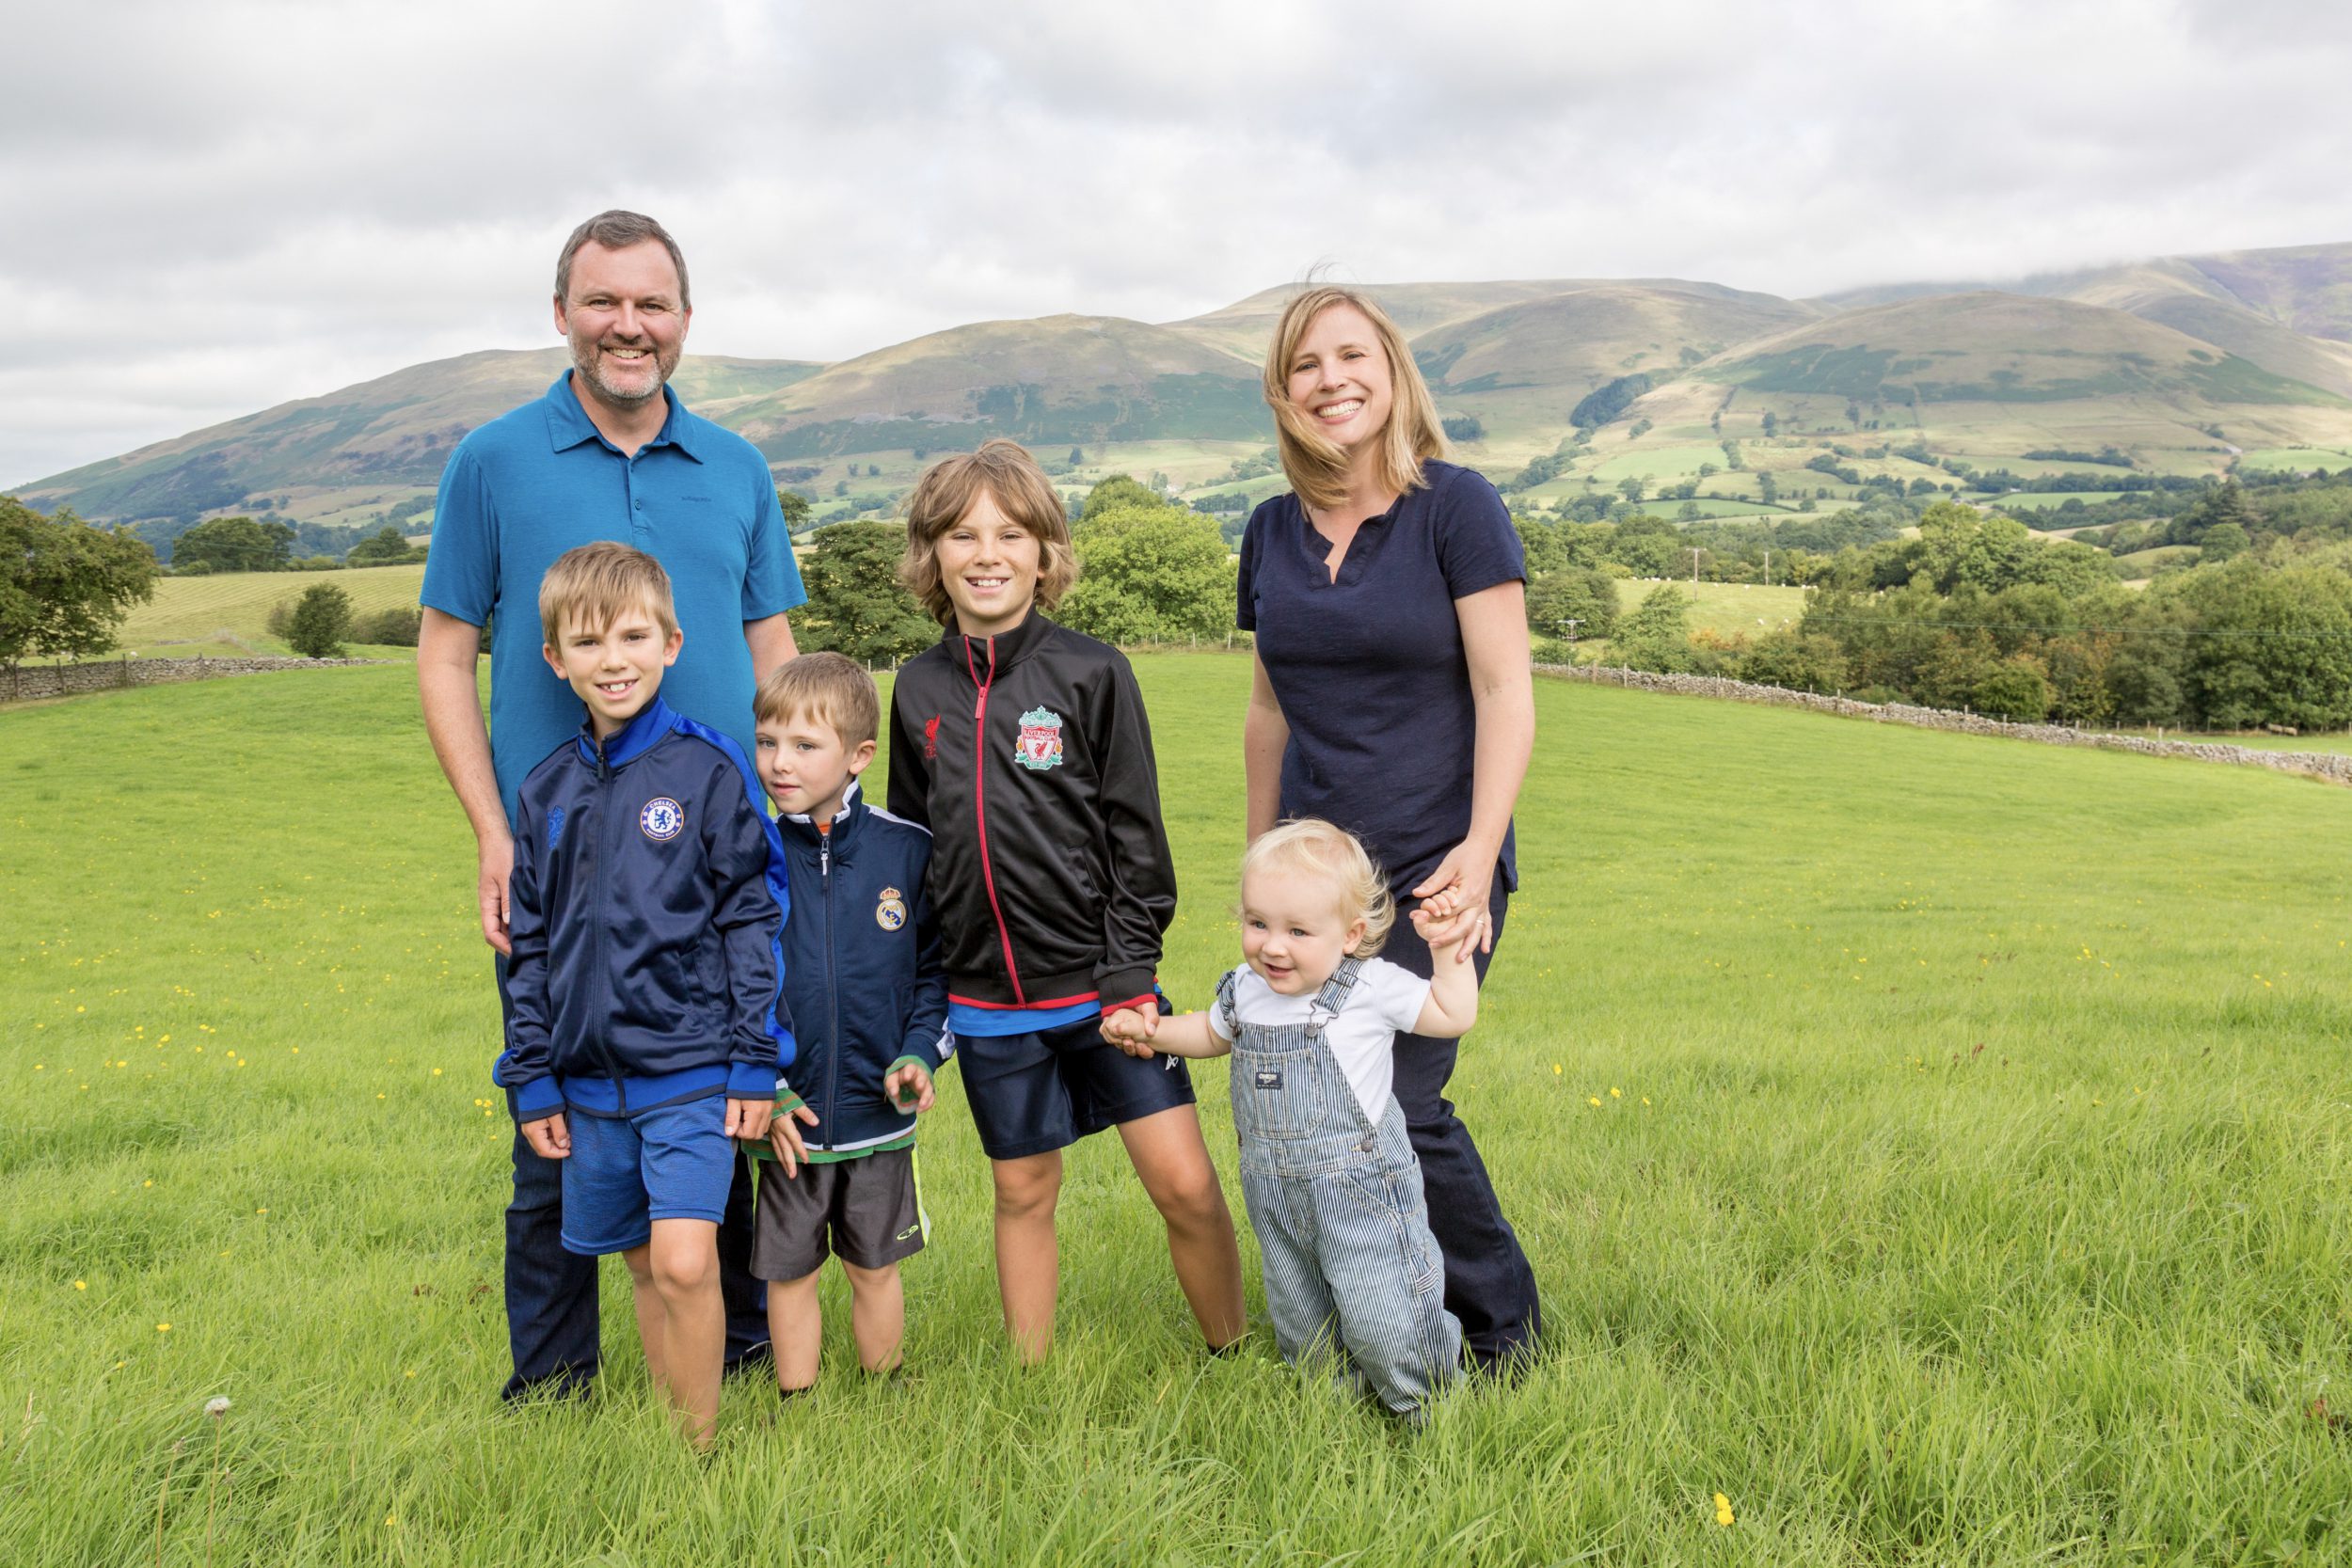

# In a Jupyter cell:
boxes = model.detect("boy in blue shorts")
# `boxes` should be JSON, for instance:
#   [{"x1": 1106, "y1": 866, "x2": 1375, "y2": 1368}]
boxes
[
  {"x1": 500, "y1": 542, "x2": 789, "y2": 1446},
  {"x1": 748, "y1": 652, "x2": 949, "y2": 1393}
]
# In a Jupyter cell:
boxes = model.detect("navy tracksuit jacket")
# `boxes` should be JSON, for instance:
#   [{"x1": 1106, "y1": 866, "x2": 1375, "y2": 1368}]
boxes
[
  {"x1": 500, "y1": 696, "x2": 794, "y2": 1120},
  {"x1": 771, "y1": 786, "x2": 951, "y2": 1154}
]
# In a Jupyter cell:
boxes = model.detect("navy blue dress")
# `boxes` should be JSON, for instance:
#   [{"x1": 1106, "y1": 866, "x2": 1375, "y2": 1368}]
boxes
[{"x1": 1237, "y1": 459, "x2": 1543, "y2": 1367}]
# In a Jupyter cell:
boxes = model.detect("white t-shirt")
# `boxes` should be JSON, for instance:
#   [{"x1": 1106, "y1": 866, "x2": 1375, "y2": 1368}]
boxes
[{"x1": 1208, "y1": 958, "x2": 1432, "y2": 1125}]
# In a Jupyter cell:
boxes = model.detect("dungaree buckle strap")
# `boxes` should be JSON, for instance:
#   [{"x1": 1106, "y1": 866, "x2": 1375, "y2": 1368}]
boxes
[{"x1": 1305, "y1": 955, "x2": 1363, "y2": 1040}]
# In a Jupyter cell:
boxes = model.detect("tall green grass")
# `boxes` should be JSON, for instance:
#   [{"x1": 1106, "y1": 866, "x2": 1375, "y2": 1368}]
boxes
[{"x1": 3, "y1": 657, "x2": 2347, "y2": 1564}]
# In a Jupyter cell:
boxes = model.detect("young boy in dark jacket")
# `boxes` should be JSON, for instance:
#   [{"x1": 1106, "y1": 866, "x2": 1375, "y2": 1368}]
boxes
[
  {"x1": 886, "y1": 439, "x2": 1245, "y2": 1364},
  {"x1": 749, "y1": 652, "x2": 948, "y2": 1392},
  {"x1": 501, "y1": 542, "x2": 788, "y2": 1447}
]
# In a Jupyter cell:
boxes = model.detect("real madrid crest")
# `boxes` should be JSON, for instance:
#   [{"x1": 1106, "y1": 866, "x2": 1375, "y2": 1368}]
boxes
[
  {"x1": 876, "y1": 886, "x2": 908, "y2": 931},
  {"x1": 639, "y1": 797, "x2": 685, "y2": 842}
]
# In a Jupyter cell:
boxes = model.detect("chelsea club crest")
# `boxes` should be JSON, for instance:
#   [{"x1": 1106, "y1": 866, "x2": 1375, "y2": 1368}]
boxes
[
  {"x1": 639, "y1": 797, "x2": 685, "y2": 842},
  {"x1": 876, "y1": 887, "x2": 909, "y2": 931},
  {"x1": 1014, "y1": 706, "x2": 1065, "y2": 772}
]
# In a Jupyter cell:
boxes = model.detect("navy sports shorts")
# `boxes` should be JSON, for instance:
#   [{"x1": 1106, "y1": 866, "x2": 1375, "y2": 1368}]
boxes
[
  {"x1": 956, "y1": 1012, "x2": 1197, "y2": 1161},
  {"x1": 558, "y1": 1094, "x2": 734, "y2": 1256}
]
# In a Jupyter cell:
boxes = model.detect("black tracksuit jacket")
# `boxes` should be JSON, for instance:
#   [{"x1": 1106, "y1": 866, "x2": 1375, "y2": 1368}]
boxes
[{"x1": 886, "y1": 611, "x2": 1176, "y2": 1015}]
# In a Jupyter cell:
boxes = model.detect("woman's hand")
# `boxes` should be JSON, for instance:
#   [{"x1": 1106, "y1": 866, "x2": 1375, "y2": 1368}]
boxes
[{"x1": 1410, "y1": 841, "x2": 1496, "y2": 963}]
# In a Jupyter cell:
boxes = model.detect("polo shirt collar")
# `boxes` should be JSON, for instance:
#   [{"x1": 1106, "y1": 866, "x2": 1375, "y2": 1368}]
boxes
[{"x1": 540, "y1": 372, "x2": 705, "y2": 463}]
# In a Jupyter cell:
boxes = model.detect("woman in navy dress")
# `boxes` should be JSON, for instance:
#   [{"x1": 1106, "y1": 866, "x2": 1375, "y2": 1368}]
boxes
[{"x1": 1235, "y1": 285, "x2": 1542, "y2": 1371}]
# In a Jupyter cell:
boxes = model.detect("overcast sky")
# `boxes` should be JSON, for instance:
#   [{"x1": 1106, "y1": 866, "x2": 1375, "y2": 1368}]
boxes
[{"x1": 8, "y1": 0, "x2": 2350, "y2": 488}]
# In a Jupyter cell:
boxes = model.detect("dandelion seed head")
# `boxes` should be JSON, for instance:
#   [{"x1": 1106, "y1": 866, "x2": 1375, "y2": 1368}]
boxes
[{"x1": 204, "y1": 1396, "x2": 230, "y2": 1418}]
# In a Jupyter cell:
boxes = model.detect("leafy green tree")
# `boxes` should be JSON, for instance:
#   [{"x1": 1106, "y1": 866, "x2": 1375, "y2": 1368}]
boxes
[
  {"x1": 1069, "y1": 447, "x2": 1086, "y2": 467},
  {"x1": 0, "y1": 498, "x2": 161, "y2": 674},
  {"x1": 346, "y1": 525, "x2": 423, "y2": 566},
  {"x1": 1613, "y1": 585, "x2": 1699, "y2": 673},
  {"x1": 1525, "y1": 566, "x2": 1618, "y2": 642},
  {"x1": 1617, "y1": 476, "x2": 1646, "y2": 506},
  {"x1": 286, "y1": 582, "x2": 355, "y2": 658},
  {"x1": 777, "y1": 488, "x2": 814, "y2": 533},
  {"x1": 352, "y1": 607, "x2": 423, "y2": 647},
  {"x1": 792, "y1": 522, "x2": 937, "y2": 666},
  {"x1": 171, "y1": 515, "x2": 295, "y2": 573},
  {"x1": 1737, "y1": 629, "x2": 1848, "y2": 694},
  {"x1": 1082, "y1": 474, "x2": 1161, "y2": 520},
  {"x1": 1973, "y1": 657, "x2": 2054, "y2": 721},
  {"x1": 2177, "y1": 558, "x2": 2352, "y2": 730},
  {"x1": 2199, "y1": 522, "x2": 2249, "y2": 562},
  {"x1": 1058, "y1": 503, "x2": 1236, "y2": 645}
]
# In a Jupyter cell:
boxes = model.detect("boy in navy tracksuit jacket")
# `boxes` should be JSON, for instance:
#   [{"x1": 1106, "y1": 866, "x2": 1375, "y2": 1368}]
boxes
[
  {"x1": 500, "y1": 543, "x2": 788, "y2": 1446},
  {"x1": 748, "y1": 653, "x2": 948, "y2": 1392}
]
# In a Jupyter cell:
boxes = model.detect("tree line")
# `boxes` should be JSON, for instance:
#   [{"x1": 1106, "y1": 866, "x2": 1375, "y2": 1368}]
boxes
[{"x1": 1527, "y1": 490, "x2": 2352, "y2": 730}]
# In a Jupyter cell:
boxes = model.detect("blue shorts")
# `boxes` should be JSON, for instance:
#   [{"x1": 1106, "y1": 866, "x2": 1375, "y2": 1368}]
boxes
[
  {"x1": 957, "y1": 1012, "x2": 1197, "y2": 1162},
  {"x1": 559, "y1": 1094, "x2": 735, "y2": 1256}
]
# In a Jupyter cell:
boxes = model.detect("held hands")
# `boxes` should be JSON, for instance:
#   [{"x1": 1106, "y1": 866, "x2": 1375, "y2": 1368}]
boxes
[
  {"x1": 766, "y1": 1101, "x2": 821, "y2": 1177},
  {"x1": 1410, "y1": 840, "x2": 1496, "y2": 963},
  {"x1": 883, "y1": 1061, "x2": 936, "y2": 1115},
  {"x1": 520, "y1": 1111, "x2": 570, "y2": 1160},
  {"x1": 1100, "y1": 1006, "x2": 1158, "y2": 1058},
  {"x1": 1409, "y1": 904, "x2": 1479, "y2": 968},
  {"x1": 724, "y1": 1096, "x2": 773, "y2": 1145}
]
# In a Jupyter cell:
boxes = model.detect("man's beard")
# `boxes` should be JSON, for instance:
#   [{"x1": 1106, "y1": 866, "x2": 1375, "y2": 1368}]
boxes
[{"x1": 568, "y1": 332, "x2": 675, "y2": 407}]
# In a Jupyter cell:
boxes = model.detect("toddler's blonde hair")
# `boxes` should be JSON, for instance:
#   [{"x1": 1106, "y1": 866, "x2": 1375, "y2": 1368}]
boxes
[{"x1": 1242, "y1": 818, "x2": 1394, "y2": 958}]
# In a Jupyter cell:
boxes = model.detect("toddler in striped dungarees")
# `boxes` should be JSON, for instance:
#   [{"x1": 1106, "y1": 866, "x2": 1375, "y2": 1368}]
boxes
[{"x1": 1104, "y1": 819, "x2": 1473, "y2": 1420}]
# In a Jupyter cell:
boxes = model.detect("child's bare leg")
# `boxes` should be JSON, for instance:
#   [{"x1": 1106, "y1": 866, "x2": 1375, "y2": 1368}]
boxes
[
  {"x1": 1117, "y1": 1105, "x2": 1247, "y2": 1349},
  {"x1": 622, "y1": 1243, "x2": 669, "y2": 1390},
  {"x1": 766, "y1": 1271, "x2": 823, "y2": 1393},
  {"x1": 842, "y1": 1260, "x2": 904, "y2": 1374},
  {"x1": 990, "y1": 1151, "x2": 1062, "y2": 1364},
  {"x1": 646, "y1": 1217, "x2": 723, "y2": 1445}
]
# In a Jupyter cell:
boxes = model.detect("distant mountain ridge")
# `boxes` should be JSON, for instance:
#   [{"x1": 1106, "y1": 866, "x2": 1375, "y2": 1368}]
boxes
[{"x1": 17, "y1": 239, "x2": 2352, "y2": 550}]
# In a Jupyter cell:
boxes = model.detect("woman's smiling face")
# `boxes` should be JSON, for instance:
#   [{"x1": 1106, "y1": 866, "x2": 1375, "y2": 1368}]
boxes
[{"x1": 1283, "y1": 303, "x2": 1394, "y2": 455}]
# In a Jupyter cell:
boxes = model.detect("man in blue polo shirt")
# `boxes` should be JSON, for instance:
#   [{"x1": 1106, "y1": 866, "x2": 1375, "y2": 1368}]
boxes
[{"x1": 418, "y1": 209, "x2": 806, "y2": 1401}]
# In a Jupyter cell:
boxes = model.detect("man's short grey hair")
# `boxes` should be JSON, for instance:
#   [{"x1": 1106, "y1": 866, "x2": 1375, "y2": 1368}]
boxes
[{"x1": 554, "y1": 210, "x2": 691, "y2": 310}]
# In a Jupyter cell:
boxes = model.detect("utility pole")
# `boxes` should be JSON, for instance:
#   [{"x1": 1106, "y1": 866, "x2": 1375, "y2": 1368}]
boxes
[
  {"x1": 1558, "y1": 618, "x2": 1582, "y2": 647},
  {"x1": 1763, "y1": 548, "x2": 1771, "y2": 587},
  {"x1": 1691, "y1": 546, "x2": 1703, "y2": 588}
]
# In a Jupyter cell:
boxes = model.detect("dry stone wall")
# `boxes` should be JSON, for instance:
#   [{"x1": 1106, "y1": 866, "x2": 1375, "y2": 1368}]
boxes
[
  {"x1": 1536, "y1": 662, "x2": 2352, "y2": 786},
  {"x1": 5, "y1": 656, "x2": 389, "y2": 703}
]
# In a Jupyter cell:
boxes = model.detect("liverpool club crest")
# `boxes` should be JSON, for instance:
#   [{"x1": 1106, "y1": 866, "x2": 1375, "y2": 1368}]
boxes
[{"x1": 1014, "y1": 706, "x2": 1065, "y2": 772}]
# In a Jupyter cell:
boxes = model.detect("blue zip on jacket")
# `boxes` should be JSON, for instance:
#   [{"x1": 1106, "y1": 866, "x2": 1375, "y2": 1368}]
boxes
[
  {"x1": 501, "y1": 696, "x2": 795, "y2": 1121},
  {"x1": 771, "y1": 784, "x2": 951, "y2": 1157}
]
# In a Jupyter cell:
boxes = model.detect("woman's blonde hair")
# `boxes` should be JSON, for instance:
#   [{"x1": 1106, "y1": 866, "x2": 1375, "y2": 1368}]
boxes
[
  {"x1": 1262, "y1": 286, "x2": 1447, "y2": 514},
  {"x1": 899, "y1": 439, "x2": 1079, "y2": 626},
  {"x1": 1241, "y1": 818, "x2": 1395, "y2": 958}
]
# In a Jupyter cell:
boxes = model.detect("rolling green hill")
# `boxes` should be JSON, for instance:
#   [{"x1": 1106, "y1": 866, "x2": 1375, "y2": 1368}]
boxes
[
  {"x1": 16, "y1": 242, "x2": 2352, "y2": 546},
  {"x1": 726, "y1": 314, "x2": 1264, "y2": 460},
  {"x1": 15, "y1": 351, "x2": 821, "y2": 543},
  {"x1": 1410, "y1": 285, "x2": 1818, "y2": 433}
]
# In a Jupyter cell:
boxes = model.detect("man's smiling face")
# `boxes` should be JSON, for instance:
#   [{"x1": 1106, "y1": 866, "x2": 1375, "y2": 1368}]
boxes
[{"x1": 555, "y1": 238, "x2": 690, "y2": 412}]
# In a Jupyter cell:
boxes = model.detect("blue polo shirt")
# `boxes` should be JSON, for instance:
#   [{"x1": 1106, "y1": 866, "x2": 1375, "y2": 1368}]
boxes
[
  {"x1": 1237, "y1": 459, "x2": 1525, "y2": 898},
  {"x1": 421, "y1": 372, "x2": 805, "y2": 826}
]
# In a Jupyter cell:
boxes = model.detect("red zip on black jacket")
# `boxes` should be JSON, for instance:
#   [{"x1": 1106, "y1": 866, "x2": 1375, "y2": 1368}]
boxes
[{"x1": 886, "y1": 610, "x2": 1174, "y2": 1017}]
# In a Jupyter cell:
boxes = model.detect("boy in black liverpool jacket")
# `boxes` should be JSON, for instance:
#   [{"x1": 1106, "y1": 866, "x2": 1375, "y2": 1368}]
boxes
[
  {"x1": 886, "y1": 439, "x2": 1245, "y2": 1364},
  {"x1": 748, "y1": 653, "x2": 948, "y2": 1392},
  {"x1": 501, "y1": 543, "x2": 787, "y2": 1447}
]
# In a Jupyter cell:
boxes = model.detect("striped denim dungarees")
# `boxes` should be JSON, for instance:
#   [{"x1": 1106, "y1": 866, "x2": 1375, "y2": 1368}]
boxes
[{"x1": 1220, "y1": 958, "x2": 1462, "y2": 1419}]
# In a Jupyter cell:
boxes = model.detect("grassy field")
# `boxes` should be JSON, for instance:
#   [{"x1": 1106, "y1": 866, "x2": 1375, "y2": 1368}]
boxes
[
  {"x1": 7, "y1": 657, "x2": 2352, "y2": 1563},
  {"x1": 103, "y1": 564, "x2": 430, "y2": 659},
  {"x1": 1620, "y1": 578, "x2": 1810, "y2": 637}
]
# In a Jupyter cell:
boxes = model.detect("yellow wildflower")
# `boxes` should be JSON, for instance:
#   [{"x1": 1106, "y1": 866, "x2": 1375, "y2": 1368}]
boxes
[{"x1": 1713, "y1": 1493, "x2": 1734, "y2": 1527}]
